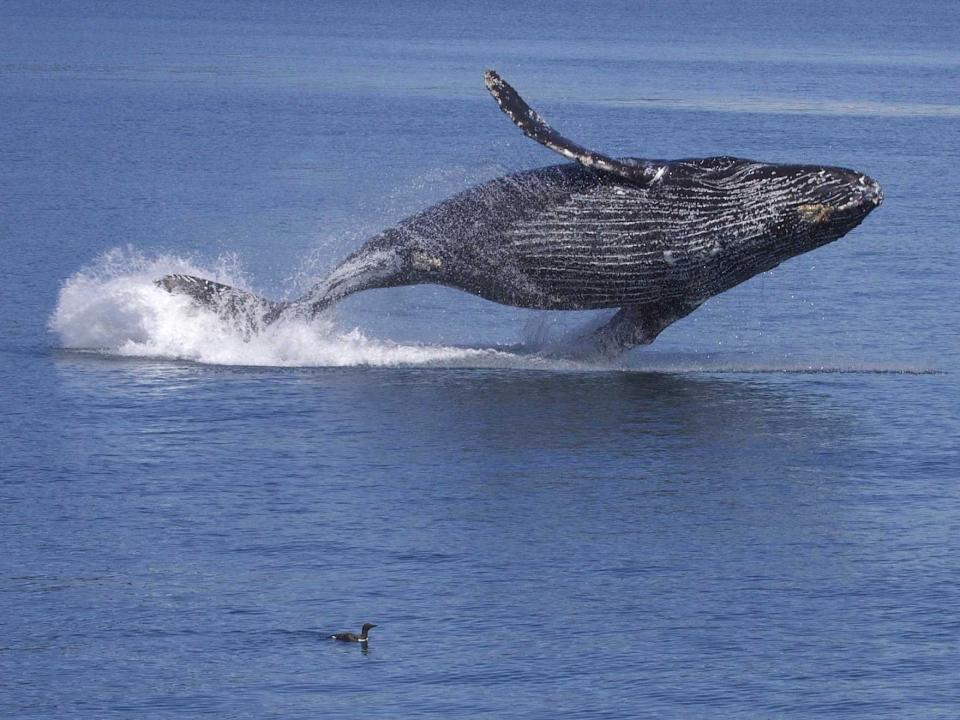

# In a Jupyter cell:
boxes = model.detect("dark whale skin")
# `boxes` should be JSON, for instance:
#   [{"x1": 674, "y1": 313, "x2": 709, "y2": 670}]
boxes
[
  {"x1": 342, "y1": 157, "x2": 881, "y2": 313},
  {"x1": 157, "y1": 71, "x2": 882, "y2": 356}
]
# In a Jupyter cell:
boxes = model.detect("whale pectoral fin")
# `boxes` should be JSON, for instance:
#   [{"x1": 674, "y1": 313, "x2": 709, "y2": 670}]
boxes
[
  {"x1": 155, "y1": 274, "x2": 288, "y2": 327},
  {"x1": 484, "y1": 70, "x2": 662, "y2": 186},
  {"x1": 567, "y1": 300, "x2": 698, "y2": 358}
]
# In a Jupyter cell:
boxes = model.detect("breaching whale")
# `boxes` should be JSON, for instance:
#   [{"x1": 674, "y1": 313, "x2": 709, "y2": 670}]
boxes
[{"x1": 158, "y1": 70, "x2": 883, "y2": 357}]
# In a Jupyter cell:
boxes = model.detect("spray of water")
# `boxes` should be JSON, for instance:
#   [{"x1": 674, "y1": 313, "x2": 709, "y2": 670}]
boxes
[{"x1": 48, "y1": 248, "x2": 590, "y2": 368}]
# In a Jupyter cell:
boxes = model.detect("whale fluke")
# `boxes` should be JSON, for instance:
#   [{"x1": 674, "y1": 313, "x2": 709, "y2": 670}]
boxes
[
  {"x1": 483, "y1": 69, "x2": 663, "y2": 186},
  {"x1": 156, "y1": 274, "x2": 289, "y2": 327}
]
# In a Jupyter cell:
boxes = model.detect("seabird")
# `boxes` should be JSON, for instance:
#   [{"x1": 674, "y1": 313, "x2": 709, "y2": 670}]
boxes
[{"x1": 329, "y1": 623, "x2": 377, "y2": 643}]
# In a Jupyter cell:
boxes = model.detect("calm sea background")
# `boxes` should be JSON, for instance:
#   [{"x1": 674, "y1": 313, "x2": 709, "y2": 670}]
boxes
[{"x1": 2, "y1": 1, "x2": 959, "y2": 718}]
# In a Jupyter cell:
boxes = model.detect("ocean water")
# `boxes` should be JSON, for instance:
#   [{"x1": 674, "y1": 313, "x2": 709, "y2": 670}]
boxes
[{"x1": 2, "y1": 1, "x2": 959, "y2": 718}]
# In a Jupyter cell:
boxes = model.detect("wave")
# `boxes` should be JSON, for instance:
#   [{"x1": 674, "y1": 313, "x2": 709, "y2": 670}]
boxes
[{"x1": 597, "y1": 94, "x2": 960, "y2": 118}]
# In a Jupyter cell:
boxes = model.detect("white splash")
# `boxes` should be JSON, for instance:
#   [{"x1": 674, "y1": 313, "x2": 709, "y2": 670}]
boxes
[{"x1": 47, "y1": 248, "x2": 566, "y2": 368}]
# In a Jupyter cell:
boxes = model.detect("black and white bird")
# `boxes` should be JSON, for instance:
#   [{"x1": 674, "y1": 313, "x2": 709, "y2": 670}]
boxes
[{"x1": 329, "y1": 623, "x2": 377, "y2": 643}]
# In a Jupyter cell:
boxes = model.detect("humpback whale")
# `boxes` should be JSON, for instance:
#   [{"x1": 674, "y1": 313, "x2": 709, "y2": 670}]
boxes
[{"x1": 158, "y1": 70, "x2": 883, "y2": 357}]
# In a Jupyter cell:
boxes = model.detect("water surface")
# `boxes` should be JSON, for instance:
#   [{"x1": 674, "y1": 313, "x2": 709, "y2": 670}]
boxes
[{"x1": 2, "y1": 2, "x2": 958, "y2": 718}]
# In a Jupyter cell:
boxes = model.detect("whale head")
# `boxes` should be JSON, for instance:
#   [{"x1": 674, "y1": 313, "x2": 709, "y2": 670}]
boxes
[
  {"x1": 673, "y1": 157, "x2": 883, "y2": 296},
  {"x1": 783, "y1": 164, "x2": 883, "y2": 245}
]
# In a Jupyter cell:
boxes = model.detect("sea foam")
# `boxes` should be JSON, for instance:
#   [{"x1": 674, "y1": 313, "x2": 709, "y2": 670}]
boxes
[{"x1": 48, "y1": 248, "x2": 558, "y2": 368}]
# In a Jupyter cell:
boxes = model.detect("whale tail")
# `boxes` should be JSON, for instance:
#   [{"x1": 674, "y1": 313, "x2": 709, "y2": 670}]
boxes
[
  {"x1": 155, "y1": 243, "x2": 408, "y2": 329},
  {"x1": 155, "y1": 274, "x2": 294, "y2": 329}
]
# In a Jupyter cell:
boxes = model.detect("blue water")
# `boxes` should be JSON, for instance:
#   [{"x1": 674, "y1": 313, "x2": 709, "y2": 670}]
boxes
[{"x1": 2, "y1": 2, "x2": 959, "y2": 718}]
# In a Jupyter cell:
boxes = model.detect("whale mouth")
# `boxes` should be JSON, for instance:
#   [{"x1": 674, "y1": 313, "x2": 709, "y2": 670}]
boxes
[
  {"x1": 832, "y1": 174, "x2": 883, "y2": 214},
  {"x1": 857, "y1": 175, "x2": 883, "y2": 208}
]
